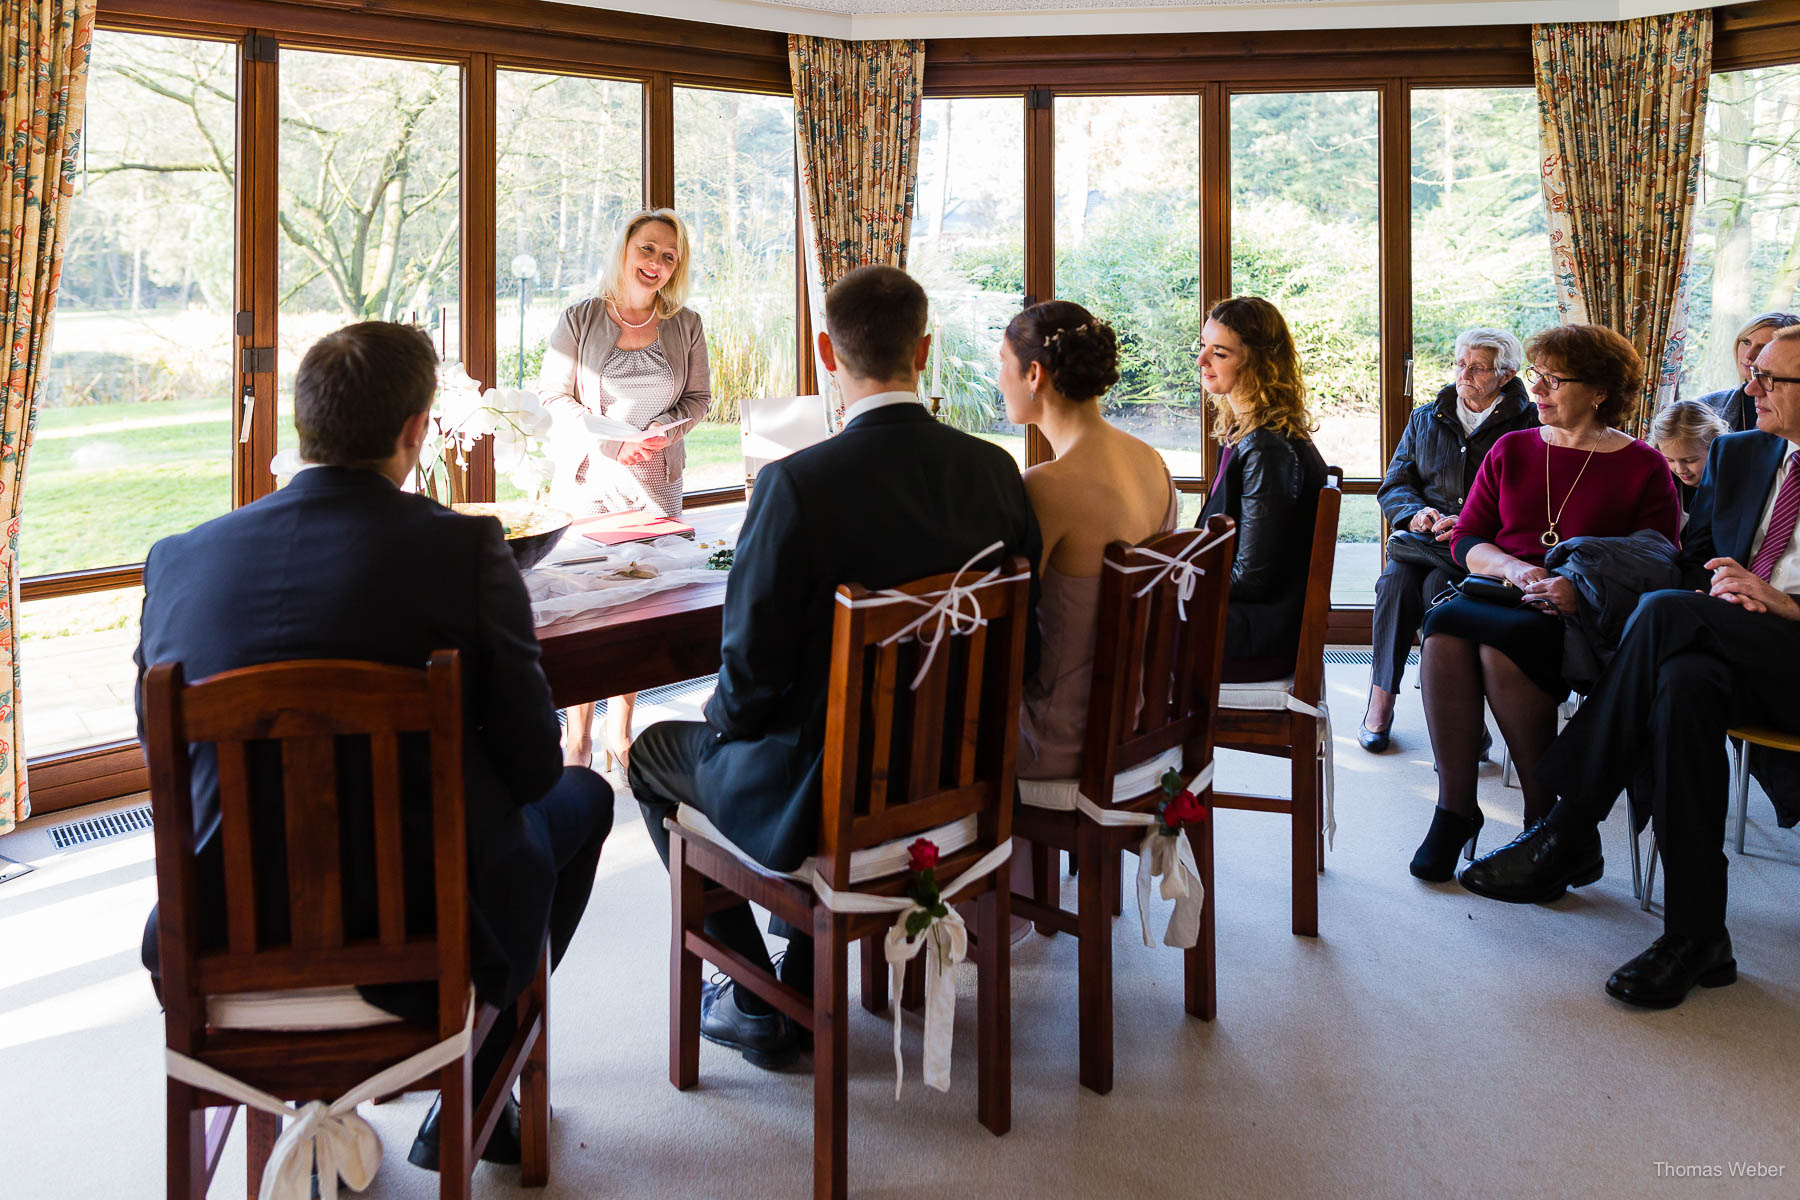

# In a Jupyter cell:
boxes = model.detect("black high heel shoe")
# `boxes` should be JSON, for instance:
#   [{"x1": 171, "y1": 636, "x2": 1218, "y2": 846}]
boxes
[
  {"x1": 1358, "y1": 723, "x2": 1391, "y2": 753},
  {"x1": 1409, "y1": 806, "x2": 1485, "y2": 882}
]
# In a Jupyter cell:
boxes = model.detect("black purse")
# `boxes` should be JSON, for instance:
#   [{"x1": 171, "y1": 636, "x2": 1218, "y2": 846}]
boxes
[
  {"x1": 1449, "y1": 573, "x2": 1524, "y2": 608},
  {"x1": 1385, "y1": 529, "x2": 1460, "y2": 574}
]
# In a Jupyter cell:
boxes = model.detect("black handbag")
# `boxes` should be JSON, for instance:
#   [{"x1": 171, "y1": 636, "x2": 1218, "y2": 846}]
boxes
[
  {"x1": 1386, "y1": 529, "x2": 1460, "y2": 574},
  {"x1": 1449, "y1": 573, "x2": 1524, "y2": 607}
]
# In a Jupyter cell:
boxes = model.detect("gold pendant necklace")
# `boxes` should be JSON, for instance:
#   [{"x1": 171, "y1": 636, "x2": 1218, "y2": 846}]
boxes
[{"x1": 1542, "y1": 430, "x2": 1603, "y2": 548}]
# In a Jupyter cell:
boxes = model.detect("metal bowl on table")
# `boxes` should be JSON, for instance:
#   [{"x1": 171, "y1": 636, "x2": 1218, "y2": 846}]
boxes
[{"x1": 451, "y1": 502, "x2": 573, "y2": 571}]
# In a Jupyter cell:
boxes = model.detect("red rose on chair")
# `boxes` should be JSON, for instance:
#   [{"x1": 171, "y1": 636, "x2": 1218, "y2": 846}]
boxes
[
  {"x1": 907, "y1": 838, "x2": 940, "y2": 873},
  {"x1": 1162, "y1": 789, "x2": 1207, "y2": 831}
]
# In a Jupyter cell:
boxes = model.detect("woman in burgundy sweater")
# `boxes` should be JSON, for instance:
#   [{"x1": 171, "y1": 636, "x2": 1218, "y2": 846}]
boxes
[{"x1": 1410, "y1": 325, "x2": 1681, "y2": 881}]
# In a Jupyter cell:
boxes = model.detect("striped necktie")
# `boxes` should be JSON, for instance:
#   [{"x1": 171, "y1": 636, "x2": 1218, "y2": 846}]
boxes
[{"x1": 1749, "y1": 451, "x2": 1800, "y2": 582}]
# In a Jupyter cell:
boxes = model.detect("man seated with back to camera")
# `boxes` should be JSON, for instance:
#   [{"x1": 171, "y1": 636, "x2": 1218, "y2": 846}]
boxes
[
  {"x1": 1460, "y1": 325, "x2": 1800, "y2": 1009},
  {"x1": 135, "y1": 321, "x2": 614, "y2": 1172},
  {"x1": 629, "y1": 265, "x2": 1043, "y2": 1068}
]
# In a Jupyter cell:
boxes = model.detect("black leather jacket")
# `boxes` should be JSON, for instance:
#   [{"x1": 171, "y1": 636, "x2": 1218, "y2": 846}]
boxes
[
  {"x1": 1200, "y1": 426, "x2": 1328, "y2": 662},
  {"x1": 1377, "y1": 379, "x2": 1538, "y2": 528}
]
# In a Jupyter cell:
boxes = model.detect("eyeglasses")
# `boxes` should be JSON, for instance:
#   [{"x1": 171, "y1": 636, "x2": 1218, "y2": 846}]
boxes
[
  {"x1": 1524, "y1": 366, "x2": 1586, "y2": 392},
  {"x1": 1747, "y1": 367, "x2": 1800, "y2": 389},
  {"x1": 1452, "y1": 361, "x2": 1495, "y2": 378}
]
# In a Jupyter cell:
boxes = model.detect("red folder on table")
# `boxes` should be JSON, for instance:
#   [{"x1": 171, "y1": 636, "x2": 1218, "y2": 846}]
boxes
[{"x1": 573, "y1": 510, "x2": 696, "y2": 546}]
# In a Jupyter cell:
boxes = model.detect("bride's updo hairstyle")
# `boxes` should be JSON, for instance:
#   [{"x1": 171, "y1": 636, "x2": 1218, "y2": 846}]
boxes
[{"x1": 1003, "y1": 300, "x2": 1120, "y2": 403}]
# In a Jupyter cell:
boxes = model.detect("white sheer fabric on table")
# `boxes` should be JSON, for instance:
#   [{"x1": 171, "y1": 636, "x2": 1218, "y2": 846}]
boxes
[{"x1": 525, "y1": 528, "x2": 736, "y2": 626}]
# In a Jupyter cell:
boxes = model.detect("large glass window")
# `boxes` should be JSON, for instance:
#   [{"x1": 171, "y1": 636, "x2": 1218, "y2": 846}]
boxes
[
  {"x1": 1055, "y1": 95, "x2": 1202, "y2": 478},
  {"x1": 30, "y1": 30, "x2": 236, "y2": 758},
  {"x1": 495, "y1": 71, "x2": 643, "y2": 501},
  {"x1": 1410, "y1": 87, "x2": 1557, "y2": 393},
  {"x1": 38, "y1": 31, "x2": 236, "y2": 578},
  {"x1": 675, "y1": 86, "x2": 797, "y2": 492},
  {"x1": 1681, "y1": 65, "x2": 1800, "y2": 398},
  {"x1": 1232, "y1": 91, "x2": 1381, "y2": 604},
  {"x1": 910, "y1": 97, "x2": 1027, "y2": 466},
  {"x1": 277, "y1": 50, "x2": 461, "y2": 447},
  {"x1": 1231, "y1": 91, "x2": 1380, "y2": 480}
]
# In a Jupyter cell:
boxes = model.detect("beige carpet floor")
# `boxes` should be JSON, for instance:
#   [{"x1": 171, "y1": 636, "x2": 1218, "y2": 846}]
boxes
[{"x1": 3, "y1": 660, "x2": 1798, "y2": 1198}]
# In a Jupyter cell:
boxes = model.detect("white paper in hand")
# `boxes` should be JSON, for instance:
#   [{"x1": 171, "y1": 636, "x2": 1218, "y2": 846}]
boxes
[{"x1": 580, "y1": 413, "x2": 693, "y2": 443}]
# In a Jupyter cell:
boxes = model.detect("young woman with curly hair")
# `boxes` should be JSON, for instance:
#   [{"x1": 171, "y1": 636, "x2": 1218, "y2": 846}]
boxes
[{"x1": 1196, "y1": 295, "x2": 1329, "y2": 681}]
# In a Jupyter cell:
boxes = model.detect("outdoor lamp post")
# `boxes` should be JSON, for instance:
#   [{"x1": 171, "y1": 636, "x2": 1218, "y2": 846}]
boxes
[{"x1": 511, "y1": 253, "x2": 539, "y2": 388}]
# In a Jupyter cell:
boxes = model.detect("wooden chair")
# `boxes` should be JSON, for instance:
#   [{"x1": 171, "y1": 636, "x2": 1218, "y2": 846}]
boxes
[
  {"x1": 1010, "y1": 518, "x2": 1236, "y2": 1096},
  {"x1": 667, "y1": 557, "x2": 1031, "y2": 1200},
  {"x1": 146, "y1": 652, "x2": 549, "y2": 1200},
  {"x1": 1210, "y1": 470, "x2": 1343, "y2": 938}
]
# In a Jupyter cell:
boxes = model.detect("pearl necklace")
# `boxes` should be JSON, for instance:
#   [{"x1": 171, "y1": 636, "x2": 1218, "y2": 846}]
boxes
[{"x1": 609, "y1": 300, "x2": 657, "y2": 330}]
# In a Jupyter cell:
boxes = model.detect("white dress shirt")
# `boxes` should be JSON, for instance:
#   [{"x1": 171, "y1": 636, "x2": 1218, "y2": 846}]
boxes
[
  {"x1": 1746, "y1": 440, "x2": 1800, "y2": 594},
  {"x1": 842, "y1": 389, "x2": 925, "y2": 427}
]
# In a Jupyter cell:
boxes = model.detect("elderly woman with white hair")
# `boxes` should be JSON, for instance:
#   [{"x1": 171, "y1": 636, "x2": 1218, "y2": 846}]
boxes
[{"x1": 1359, "y1": 327, "x2": 1538, "y2": 752}]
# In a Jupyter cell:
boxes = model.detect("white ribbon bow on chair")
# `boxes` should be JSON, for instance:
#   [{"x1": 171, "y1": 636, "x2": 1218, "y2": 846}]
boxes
[
  {"x1": 854, "y1": 541, "x2": 1013, "y2": 690},
  {"x1": 811, "y1": 841, "x2": 1012, "y2": 1098},
  {"x1": 1074, "y1": 762, "x2": 1213, "y2": 950},
  {"x1": 1110, "y1": 526, "x2": 1235, "y2": 622},
  {"x1": 165, "y1": 995, "x2": 474, "y2": 1200}
]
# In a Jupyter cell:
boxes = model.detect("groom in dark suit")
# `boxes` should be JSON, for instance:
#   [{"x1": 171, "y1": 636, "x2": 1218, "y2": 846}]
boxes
[
  {"x1": 136, "y1": 322, "x2": 614, "y2": 1169},
  {"x1": 630, "y1": 265, "x2": 1041, "y2": 1067},
  {"x1": 1460, "y1": 326, "x2": 1800, "y2": 1009}
]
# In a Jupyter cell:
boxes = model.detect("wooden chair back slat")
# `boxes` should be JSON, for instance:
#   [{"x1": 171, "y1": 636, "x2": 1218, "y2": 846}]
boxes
[
  {"x1": 370, "y1": 733, "x2": 408, "y2": 947},
  {"x1": 817, "y1": 557, "x2": 1032, "y2": 888},
  {"x1": 216, "y1": 740, "x2": 259, "y2": 956},
  {"x1": 1139, "y1": 581, "x2": 1178, "y2": 732},
  {"x1": 1291, "y1": 472, "x2": 1343, "y2": 705},
  {"x1": 1079, "y1": 519, "x2": 1237, "y2": 808},
  {"x1": 905, "y1": 643, "x2": 952, "y2": 801},
  {"x1": 146, "y1": 653, "x2": 468, "y2": 1039},
  {"x1": 280, "y1": 735, "x2": 342, "y2": 951},
  {"x1": 953, "y1": 623, "x2": 988, "y2": 788},
  {"x1": 864, "y1": 642, "x2": 898, "y2": 816}
]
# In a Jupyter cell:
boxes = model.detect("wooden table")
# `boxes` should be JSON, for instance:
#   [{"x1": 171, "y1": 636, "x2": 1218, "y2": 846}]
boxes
[
  {"x1": 533, "y1": 503, "x2": 741, "y2": 706},
  {"x1": 535, "y1": 578, "x2": 727, "y2": 707}
]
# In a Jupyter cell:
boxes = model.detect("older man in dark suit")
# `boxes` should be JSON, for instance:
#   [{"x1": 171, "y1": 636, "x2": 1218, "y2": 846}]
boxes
[
  {"x1": 629, "y1": 265, "x2": 1042, "y2": 1068},
  {"x1": 136, "y1": 322, "x2": 613, "y2": 1169},
  {"x1": 1460, "y1": 326, "x2": 1800, "y2": 1009}
]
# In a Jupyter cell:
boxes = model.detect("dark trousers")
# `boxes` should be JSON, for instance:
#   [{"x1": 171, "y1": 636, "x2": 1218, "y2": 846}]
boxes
[
  {"x1": 144, "y1": 765, "x2": 614, "y2": 1085},
  {"x1": 1370, "y1": 558, "x2": 1455, "y2": 694},
  {"x1": 630, "y1": 720, "x2": 813, "y2": 998},
  {"x1": 1538, "y1": 590, "x2": 1800, "y2": 938}
]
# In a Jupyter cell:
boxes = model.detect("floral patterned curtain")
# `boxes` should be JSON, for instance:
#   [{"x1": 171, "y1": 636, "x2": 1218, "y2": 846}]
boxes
[
  {"x1": 0, "y1": 0, "x2": 96, "y2": 833},
  {"x1": 788, "y1": 35, "x2": 925, "y2": 395},
  {"x1": 1533, "y1": 11, "x2": 1712, "y2": 436}
]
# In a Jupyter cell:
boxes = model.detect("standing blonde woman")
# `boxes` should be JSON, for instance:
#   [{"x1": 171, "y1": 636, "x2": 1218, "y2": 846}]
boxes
[
  {"x1": 539, "y1": 208, "x2": 713, "y2": 771},
  {"x1": 1694, "y1": 312, "x2": 1800, "y2": 432},
  {"x1": 1196, "y1": 295, "x2": 1328, "y2": 681}
]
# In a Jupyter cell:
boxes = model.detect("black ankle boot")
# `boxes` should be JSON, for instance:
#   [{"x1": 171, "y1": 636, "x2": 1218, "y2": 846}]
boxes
[{"x1": 1410, "y1": 806, "x2": 1485, "y2": 882}]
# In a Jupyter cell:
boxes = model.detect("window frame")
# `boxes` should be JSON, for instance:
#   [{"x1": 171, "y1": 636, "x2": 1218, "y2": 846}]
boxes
[{"x1": 29, "y1": 0, "x2": 1800, "y2": 811}]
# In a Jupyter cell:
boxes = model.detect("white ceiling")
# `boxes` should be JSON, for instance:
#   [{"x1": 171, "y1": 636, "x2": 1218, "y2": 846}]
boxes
[{"x1": 566, "y1": 0, "x2": 1722, "y2": 40}]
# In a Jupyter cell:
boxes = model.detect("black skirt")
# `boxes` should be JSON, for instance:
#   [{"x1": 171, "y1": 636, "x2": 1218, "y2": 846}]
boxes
[{"x1": 1420, "y1": 594, "x2": 1568, "y2": 698}]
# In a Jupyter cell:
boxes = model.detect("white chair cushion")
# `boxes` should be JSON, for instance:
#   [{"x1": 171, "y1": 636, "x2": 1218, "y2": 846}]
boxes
[
  {"x1": 1218, "y1": 675, "x2": 1298, "y2": 711},
  {"x1": 674, "y1": 806, "x2": 980, "y2": 886},
  {"x1": 207, "y1": 986, "x2": 405, "y2": 1032},
  {"x1": 1016, "y1": 745, "x2": 1185, "y2": 812}
]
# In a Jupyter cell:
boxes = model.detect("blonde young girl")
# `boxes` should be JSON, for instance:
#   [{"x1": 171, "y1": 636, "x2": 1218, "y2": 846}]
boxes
[{"x1": 1650, "y1": 399, "x2": 1729, "y2": 517}]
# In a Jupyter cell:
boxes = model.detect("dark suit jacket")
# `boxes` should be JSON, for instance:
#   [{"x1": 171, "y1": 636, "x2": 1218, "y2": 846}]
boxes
[
  {"x1": 1676, "y1": 429, "x2": 1794, "y2": 587},
  {"x1": 693, "y1": 403, "x2": 1041, "y2": 872},
  {"x1": 135, "y1": 466, "x2": 566, "y2": 1009},
  {"x1": 1200, "y1": 426, "x2": 1329, "y2": 667},
  {"x1": 1665, "y1": 428, "x2": 1800, "y2": 825}
]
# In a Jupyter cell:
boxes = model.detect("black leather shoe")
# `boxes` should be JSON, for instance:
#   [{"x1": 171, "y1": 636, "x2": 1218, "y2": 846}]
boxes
[
  {"x1": 1458, "y1": 819, "x2": 1603, "y2": 903},
  {"x1": 1605, "y1": 931, "x2": 1736, "y2": 1009},
  {"x1": 407, "y1": 1092, "x2": 522, "y2": 1171},
  {"x1": 1358, "y1": 724, "x2": 1391, "y2": 753},
  {"x1": 1478, "y1": 728, "x2": 1493, "y2": 762},
  {"x1": 701, "y1": 978, "x2": 800, "y2": 1070},
  {"x1": 1409, "y1": 805, "x2": 1484, "y2": 882}
]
